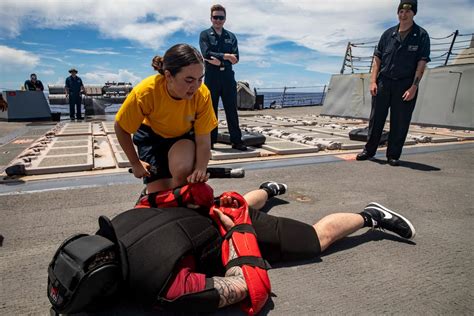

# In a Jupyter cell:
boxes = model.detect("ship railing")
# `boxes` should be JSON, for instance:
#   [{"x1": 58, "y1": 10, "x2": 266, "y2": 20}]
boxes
[
  {"x1": 255, "y1": 84, "x2": 327, "y2": 108},
  {"x1": 340, "y1": 30, "x2": 474, "y2": 74}
]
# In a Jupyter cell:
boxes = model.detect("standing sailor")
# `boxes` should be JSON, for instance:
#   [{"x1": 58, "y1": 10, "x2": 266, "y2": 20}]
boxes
[
  {"x1": 65, "y1": 68, "x2": 85, "y2": 120},
  {"x1": 199, "y1": 4, "x2": 247, "y2": 151},
  {"x1": 356, "y1": 0, "x2": 430, "y2": 166}
]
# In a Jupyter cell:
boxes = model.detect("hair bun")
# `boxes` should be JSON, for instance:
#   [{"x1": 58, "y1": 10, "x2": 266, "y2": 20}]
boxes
[{"x1": 152, "y1": 56, "x2": 164, "y2": 72}]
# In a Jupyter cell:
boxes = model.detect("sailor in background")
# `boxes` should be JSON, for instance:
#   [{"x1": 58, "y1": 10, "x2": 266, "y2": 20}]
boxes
[
  {"x1": 199, "y1": 4, "x2": 247, "y2": 151},
  {"x1": 24, "y1": 73, "x2": 44, "y2": 91},
  {"x1": 356, "y1": 0, "x2": 430, "y2": 166},
  {"x1": 0, "y1": 94, "x2": 8, "y2": 112},
  {"x1": 65, "y1": 68, "x2": 85, "y2": 120}
]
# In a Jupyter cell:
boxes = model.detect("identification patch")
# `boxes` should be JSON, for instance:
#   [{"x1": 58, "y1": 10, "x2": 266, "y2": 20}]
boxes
[
  {"x1": 50, "y1": 286, "x2": 59, "y2": 302},
  {"x1": 408, "y1": 45, "x2": 419, "y2": 52},
  {"x1": 224, "y1": 38, "x2": 233, "y2": 44}
]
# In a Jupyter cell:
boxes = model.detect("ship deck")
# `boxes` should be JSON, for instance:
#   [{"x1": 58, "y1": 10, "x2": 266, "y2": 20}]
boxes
[{"x1": 0, "y1": 106, "x2": 473, "y2": 315}]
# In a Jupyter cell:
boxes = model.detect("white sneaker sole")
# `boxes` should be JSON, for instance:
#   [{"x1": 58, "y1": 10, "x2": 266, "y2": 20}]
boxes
[{"x1": 366, "y1": 202, "x2": 416, "y2": 240}]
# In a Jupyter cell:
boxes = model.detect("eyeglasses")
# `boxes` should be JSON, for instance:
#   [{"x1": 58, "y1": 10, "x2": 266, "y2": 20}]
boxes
[{"x1": 212, "y1": 15, "x2": 225, "y2": 21}]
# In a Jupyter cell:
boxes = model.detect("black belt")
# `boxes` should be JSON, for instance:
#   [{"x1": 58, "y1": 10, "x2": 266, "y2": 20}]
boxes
[
  {"x1": 206, "y1": 65, "x2": 232, "y2": 72},
  {"x1": 380, "y1": 74, "x2": 412, "y2": 81}
]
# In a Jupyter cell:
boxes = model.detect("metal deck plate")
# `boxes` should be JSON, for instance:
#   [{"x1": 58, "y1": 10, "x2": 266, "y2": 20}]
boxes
[
  {"x1": 240, "y1": 121, "x2": 272, "y2": 128},
  {"x1": 48, "y1": 147, "x2": 87, "y2": 155},
  {"x1": 38, "y1": 155, "x2": 89, "y2": 167},
  {"x1": 412, "y1": 133, "x2": 459, "y2": 143},
  {"x1": 263, "y1": 136, "x2": 289, "y2": 143},
  {"x1": 115, "y1": 152, "x2": 132, "y2": 168},
  {"x1": 307, "y1": 127, "x2": 351, "y2": 138},
  {"x1": 101, "y1": 122, "x2": 116, "y2": 134},
  {"x1": 338, "y1": 139, "x2": 366, "y2": 150},
  {"x1": 107, "y1": 134, "x2": 131, "y2": 168},
  {"x1": 211, "y1": 144, "x2": 260, "y2": 160},
  {"x1": 27, "y1": 155, "x2": 93, "y2": 175},
  {"x1": 52, "y1": 140, "x2": 89, "y2": 147},
  {"x1": 56, "y1": 122, "x2": 92, "y2": 136},
  {"x1": 23, "y1": 135, "x2": 93, "y2": 174},
  {"x1": 92, "y1": 123, "x2": 107, "y2": 136},
  {"x1": 93, "y1": 136, "x2": 117, "y2": 170},
  {"x1": 2, "y1": 114, "x2": 472, "y2": 178},
  {"x1": 262, "y1": 141, "x2": 319, "y2": 154},
  {"x1": 252, "y1": 119, "x2": 301, "y2": 127},
  {"x1": 55, "y1": 135, "x2": 87, "y2": 141},
  {"x1": 410, "y1": 126, "x2": 474, "y2": 140}
]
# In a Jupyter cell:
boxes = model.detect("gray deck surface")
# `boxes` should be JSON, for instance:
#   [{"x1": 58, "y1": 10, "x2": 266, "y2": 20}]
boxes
[{"x1": 0, "y1": 107, "x2": 473, "y2": 315}]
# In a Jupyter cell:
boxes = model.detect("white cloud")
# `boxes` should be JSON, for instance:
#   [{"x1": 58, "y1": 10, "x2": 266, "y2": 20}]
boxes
[
  {"x1": 41, "y1": 69, "x2": 55, "y2": 75},
  {"x1": 0, "y1": 0, "x2": 472, "y2": 87},
  {"x1": 52, "y1": 76, "x2": 66, "y2": 85},
  {"x1": 0, "y1": 45, "x2": 40, "y2": 72},
  {"x1": 82, "y1": 69, "x2": 141, "y2": 85},
  {"x1": 1, "y1": 0, "x2": 471, "y2": 55},
  {"x1": 68, "y1": 49, "x2": 119, "y2": 55},
  {"x1": 41, "y1": 56, "x2": 67, "y2": 64},
  {"x1": 306, "y1": 59, "x2": 345, "y2": 75},
  {"x1": 22, "y1": 41, "x2": 54, "y2": 47}
]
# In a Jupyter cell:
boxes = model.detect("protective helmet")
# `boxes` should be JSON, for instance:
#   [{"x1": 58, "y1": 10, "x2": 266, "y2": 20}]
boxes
[{"x1": 47, "y1": 232, "x2": 122, "y2": 313}]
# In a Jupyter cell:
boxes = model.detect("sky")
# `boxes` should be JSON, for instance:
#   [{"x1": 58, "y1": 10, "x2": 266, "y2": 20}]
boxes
[{"x1": 0, "y1": 0, "x2": 473, "y2": 91}]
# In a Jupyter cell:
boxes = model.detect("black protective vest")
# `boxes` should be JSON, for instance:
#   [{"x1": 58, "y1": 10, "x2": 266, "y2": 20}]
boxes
[{"x1": 110, "y1": 207, "x2": 223, "y2": 305}]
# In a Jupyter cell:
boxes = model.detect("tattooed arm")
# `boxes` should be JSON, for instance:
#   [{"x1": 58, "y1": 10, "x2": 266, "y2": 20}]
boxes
[
  {"x1": 211, "y1": 202, "x2": 248, "y2": 308},
  {"x1": 212, "y1": 241, "x2": 248, "y2": 307},
  {"x1": 403, "y1": 60, "x2": 427, "y2": 101}
]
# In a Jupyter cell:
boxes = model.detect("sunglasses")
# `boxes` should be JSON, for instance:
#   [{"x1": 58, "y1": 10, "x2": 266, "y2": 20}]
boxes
[{"x1": 212, "y1": 15, "x2": 225, "y2": 21}]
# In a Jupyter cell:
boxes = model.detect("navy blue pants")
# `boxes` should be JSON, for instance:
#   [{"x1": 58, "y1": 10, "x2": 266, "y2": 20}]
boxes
[
  {"x1": 132, "y1": 124, "x2": 195, "y2": 184},
  {"x1": 204, "y1": 68, "x2": 243, "y2": 145},
  {"x1": 68, "y1": 94, "x2": 82, "y2": 119},
  {"x1": 365, "y1": 76, "x2": 417, "y2": 160}
]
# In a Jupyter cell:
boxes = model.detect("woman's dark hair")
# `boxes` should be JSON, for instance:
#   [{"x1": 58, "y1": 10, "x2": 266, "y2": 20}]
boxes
[{"x1": 151, "y1": 44, "x2": 204, "y2": 76}]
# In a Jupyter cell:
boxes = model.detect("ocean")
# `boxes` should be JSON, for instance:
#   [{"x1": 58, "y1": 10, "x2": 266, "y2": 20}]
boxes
[
  {"x1": 258, "y1": 92, "x2": 325, "y2": 108},
  {"x1": 48, "y1": 92, "x2": 325, "y2": 115}
]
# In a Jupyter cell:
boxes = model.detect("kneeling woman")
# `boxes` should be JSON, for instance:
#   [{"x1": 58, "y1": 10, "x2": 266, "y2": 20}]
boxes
[{"x1": 115, "y1": 44, "x2": 217, "y2": 193}]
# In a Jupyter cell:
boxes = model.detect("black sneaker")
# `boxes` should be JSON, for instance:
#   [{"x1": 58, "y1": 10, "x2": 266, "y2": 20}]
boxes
[
  {"x1": 259, "y1": 181, "x2": 287, "y2": 197},
  {"x1": 356, "y1": 151, "x2": 373, "y2": 161},
  {"x1": 362, "y1": 202, "x2": 416, "y2": 240},
  {"x1": 232, "y1": 143, "x2": 248, "y2": 151},
  {"x1": 388, "y1": 158, "x2": 400, "y2": 166}
]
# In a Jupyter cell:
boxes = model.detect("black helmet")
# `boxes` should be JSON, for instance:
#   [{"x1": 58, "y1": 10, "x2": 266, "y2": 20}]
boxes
[{"x1": 47, "y1": 231, "x2": 122, "y2": 314}]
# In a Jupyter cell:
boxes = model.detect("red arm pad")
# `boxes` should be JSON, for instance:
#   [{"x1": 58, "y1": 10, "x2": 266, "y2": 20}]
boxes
[
  {"x1": 209, "y1": 192, "x2": 271, "y2": 315},
  {"x1": 135, "y1": 183, "x2": 214, "y2": 209}
]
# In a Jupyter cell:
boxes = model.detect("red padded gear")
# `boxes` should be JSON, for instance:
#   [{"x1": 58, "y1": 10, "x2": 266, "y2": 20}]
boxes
[
  {"x1": 209, "y1": 191, "x2": 271, "y2": 315},
  {"x1": 135, "y1": 183, "x2": 214, "y2": 209}
]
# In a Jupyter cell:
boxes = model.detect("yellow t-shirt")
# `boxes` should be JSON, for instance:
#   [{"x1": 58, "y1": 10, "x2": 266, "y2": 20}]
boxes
[{"x1": 115, "y1": 74, "x2": 217, "y2": 138}]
